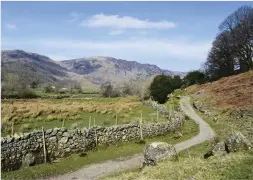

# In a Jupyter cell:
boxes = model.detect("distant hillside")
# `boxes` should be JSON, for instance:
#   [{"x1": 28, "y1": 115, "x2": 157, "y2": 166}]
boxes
[
  {"x1": 1, "y1": 50, "x2": 68, "y2": 84},
  {"x1": 59, "y1": 56, "x2": 185, "y2": 85},
  {"x1": 1, "y1": 50, "x2": 185, "y2": 89}
]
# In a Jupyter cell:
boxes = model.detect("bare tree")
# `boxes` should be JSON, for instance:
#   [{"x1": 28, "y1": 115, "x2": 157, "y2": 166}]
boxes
[
  {"x1": 219, "y1": 5, "x2": 253, "y2": 72},
  {"x1": 205, "y1": 31, "x2": 236, "y2": 80},
  {"x1": 205, "y1": 5, "x2": 253, "y2": 80},
  {"x1": 100, "y1": 82, "x2": 113, "y2": 97}
]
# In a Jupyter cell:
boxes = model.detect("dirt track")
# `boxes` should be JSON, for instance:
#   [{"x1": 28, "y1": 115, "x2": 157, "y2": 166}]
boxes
[{"x1": 48, "y1": 96, "x2": 215, "y2": 180}]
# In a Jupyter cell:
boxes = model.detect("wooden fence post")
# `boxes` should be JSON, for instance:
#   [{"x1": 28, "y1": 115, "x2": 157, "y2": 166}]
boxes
[
  {"x1": 116, "y1": 114, "x2": 118, "y2": 125},
  {"x1": 157, "y1": 109, "x2": 159, "y2": 122},
  {"x1": 62, "y1": 119, "x2": 65, "y2": 127},
  {"x1": 94, "y1": 128, "x2": 98, "y2": 147},
  {"x1": 140, "y1": 113, "x2": 143, "y2": 140},
  {"x1": 11, "y1": 122, "x2": 14, "y2": 137},
  {"x1": 93, "y1": 118, "x2": 96, "y2": 127},
  {"x1": 42, "y1": 127, "x2": 47, "y2": 163},
  {"x1": 89, "y1": 116, "x2": 91, "y2": 128}
]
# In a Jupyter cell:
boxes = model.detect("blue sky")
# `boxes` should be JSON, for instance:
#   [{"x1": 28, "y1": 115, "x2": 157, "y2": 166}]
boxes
[{"x1": 2, "y1": 1, "x2": 253, "y2": 71}]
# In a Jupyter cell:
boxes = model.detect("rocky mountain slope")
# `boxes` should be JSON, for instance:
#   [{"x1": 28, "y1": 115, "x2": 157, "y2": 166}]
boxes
[
  {"x1": 1, "y1": 50, "x2": 185, "y2": 89},
  {"x1": 59, "y1": 56, "x2": 184, "y2": 85},
  {"x1": 1, "y1": 50, "x2": 68, "y2": 84}
]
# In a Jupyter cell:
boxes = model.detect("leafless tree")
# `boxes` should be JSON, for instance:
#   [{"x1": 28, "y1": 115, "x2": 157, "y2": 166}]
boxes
[
  {"x1": 219, "y1": 5, "x2": 253, "y2": 72},
  {"x1": 205, "y1": 5, "x2": 253, "y2": 80}
]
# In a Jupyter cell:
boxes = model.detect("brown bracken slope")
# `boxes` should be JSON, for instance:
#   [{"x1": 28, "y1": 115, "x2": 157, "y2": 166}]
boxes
[{"x1": 186, "y1": 70, "x2": 253, "y2": 109}]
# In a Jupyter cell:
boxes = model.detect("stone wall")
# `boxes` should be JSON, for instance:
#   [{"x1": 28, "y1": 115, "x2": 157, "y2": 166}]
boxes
[
  {"x1": 1, "y1": 100, "x2": 185, "y2": 172},
  {"x1": 1, "y1": 118, "x2": 184, "y2": 172},
  {"x1": 143, "y1": 100, "x2": 169, "y2": 115}
]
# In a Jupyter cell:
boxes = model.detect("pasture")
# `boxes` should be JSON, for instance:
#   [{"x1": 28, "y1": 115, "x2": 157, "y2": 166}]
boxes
[{"x1": 1, "y1": 97, "x2": 169, "y2": 136}]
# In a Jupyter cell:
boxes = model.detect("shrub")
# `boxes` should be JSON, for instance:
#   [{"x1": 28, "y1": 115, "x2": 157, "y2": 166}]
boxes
[
  {"x1": 44, "y1": 85, "x2": 54, "y2": 93},
  {"x1": 183, "y1": 70, "x2": 205, "y2": 87},
  {"x1": 149, "y1": 75, "x2": 174, "y2": 104},
  {"x1": 1, "y1": 89, "x2": 38, "y2": 99},
  {"x1": 19, "y1": 89, "x2": 38, "y2": 99},
  {"x1": 100, "y1": 82, "x2": 120, "y2": 98},
  {"x1": 30, "y1": 81, "x2": 38, "y2": 88}
]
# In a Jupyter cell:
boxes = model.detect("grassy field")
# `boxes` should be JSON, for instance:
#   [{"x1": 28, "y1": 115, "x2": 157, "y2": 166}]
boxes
[
  {"x1": 2, "y1": 118, "x2": 198, "y2": 180},
  {"x1": 102, "y1": 91, "x2": 253, "y2": 180},
  {"x1": 32, "y1": 87, "x2": 101, "y2": 97},
  {"x1": 1, "y1": 97, "x2": 170, "y2": 136}
]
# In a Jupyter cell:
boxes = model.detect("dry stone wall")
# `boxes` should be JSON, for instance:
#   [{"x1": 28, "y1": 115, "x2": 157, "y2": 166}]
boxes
[{"x1": 1, "y1": 100, "x2": 185, "y2": 172}]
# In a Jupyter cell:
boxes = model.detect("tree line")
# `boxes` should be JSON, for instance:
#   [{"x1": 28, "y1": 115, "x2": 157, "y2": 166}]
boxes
[
  {"x1": 149, "y1": 5, "x2": 253, "y2": 104},
  {"x1": 204, "y1": 5, "x2": 253, "y2": 81},
  {"x1": 148, "y1": 71, "x2": 205, "y2": 104}
]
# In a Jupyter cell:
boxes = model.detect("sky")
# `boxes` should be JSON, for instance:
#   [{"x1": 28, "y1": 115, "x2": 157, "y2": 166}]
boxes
[{"x1": 2, "y1": 1, "x2": 253, "y2": 72}]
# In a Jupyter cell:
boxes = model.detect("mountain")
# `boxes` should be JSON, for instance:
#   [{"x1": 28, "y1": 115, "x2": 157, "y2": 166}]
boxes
[
  {"x1": 59, "y1": 56, "x2": 185, "y2": 85},
  {"x1": 1, "y1": 50, "x2": 67, "y2": 84},
  {"x1": 1, "y1": 50, "x2": 185, "y2": 89},
  {"x1": 1, "y1": 50, "x2": 94, "y2": 88}
]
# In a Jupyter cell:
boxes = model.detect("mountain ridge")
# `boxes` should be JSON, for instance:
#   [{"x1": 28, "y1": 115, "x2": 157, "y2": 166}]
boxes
[{"x1": 1, "y1": 49, "x2": 186, "y2": 88}]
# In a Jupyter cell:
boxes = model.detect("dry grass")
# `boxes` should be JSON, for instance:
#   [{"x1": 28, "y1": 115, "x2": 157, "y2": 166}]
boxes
[
  {"x1": 186, "y1": 70, "x2": 253, "y2": 110},
  {"x1": 1, "y1": 97, "x2": 168, "y2": 135},
  {"x1": 1, "y1": 97, "x2": 139, "y2": 124}
]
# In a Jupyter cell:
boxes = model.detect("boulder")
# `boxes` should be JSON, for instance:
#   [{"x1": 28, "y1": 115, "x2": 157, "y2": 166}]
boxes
[
  {"x1": 212, "y1": 141, "x2": 227, "y2": 156},
  {"x1": 143, "y1": 142, "x2": 178, "y2": 166},
  {"x1": 204, "y1": 141, "x2": 227, "y2": 159},
  {"x1": 22, "y1": 153, "x2": 35, "y2": 167},
  {"x1": 225, "y1": 131, "x2": 252, "y2": 153}
]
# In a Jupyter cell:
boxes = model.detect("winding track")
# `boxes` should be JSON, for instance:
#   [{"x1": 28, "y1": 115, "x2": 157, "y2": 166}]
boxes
[{"x1": 48, "y1": 96, "x2": 215, "y2": 180}]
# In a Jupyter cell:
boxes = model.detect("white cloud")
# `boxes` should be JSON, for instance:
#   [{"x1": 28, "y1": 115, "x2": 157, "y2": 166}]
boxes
[
  {"x1": 108, "y1": 30, "x2": 124, "y2": 35},
  {"x1": 6, "y1": 24, "x2": 17, "y2": 30},
  {"x1": 81, "y1": 14, "x2": 176, "y2": 30}
]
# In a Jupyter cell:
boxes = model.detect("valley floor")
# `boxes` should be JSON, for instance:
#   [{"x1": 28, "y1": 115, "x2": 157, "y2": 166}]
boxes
[{"x1": 44, "y1": 96, "x2": 214, "y2": 180}]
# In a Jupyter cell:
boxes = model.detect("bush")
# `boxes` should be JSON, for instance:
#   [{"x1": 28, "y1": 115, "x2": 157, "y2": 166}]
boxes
[
  {"x1": 183, "y1": 70, "x2": 205, "y2": 87},
  {"x1": 149, "y1": 74, "x2": 182, "y2": 104},
  {"x1": 19, "y1": 89, "x2": 38, "y2": 98},
  {"x1": 44, "y1": 85, "x2": 54, "y2": 93},
  {"x1": 1, "y1": 89, "x2": 38, "y2": 99},
  {"x1": 138, "y1": 86, "x2": 150, "y2": 101},
  {"x1": 100, "y1": 82, "x2": 120, "y2": 98},
  {"x1": 30, "y1": 81, "x2": 38, "y2": 88}
]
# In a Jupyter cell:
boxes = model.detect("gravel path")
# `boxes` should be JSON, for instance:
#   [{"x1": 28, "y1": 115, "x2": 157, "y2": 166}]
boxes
[{"x1": 48, "y1": 96, "x2": 215, "y2": 180}]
